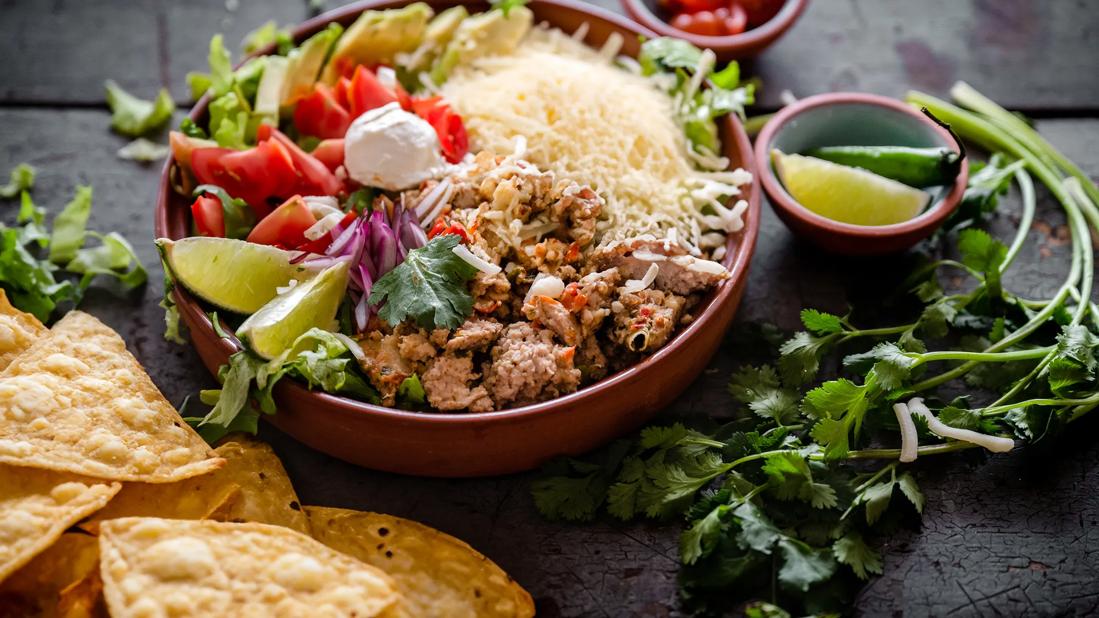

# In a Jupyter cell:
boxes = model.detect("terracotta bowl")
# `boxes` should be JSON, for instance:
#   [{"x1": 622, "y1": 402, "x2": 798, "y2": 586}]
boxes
[
  {"x1": 755, "y1": 92, "x2": 969, "y2": 255},
  {"x1": 155, "y1": 0, "x2": 761, "y2": 477},
  {"x1": 620, "y1": 0, "x2": 809, "y2": 60}
]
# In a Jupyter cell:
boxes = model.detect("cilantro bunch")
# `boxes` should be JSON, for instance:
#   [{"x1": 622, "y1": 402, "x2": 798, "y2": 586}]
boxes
[{"x1": 533, "y1": 84, "x2": 1099, "y2": 615}]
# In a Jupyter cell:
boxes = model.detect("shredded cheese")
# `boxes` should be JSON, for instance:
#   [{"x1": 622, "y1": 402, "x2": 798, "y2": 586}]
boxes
[{"x1": 440, "y1": 27, "x2": 749, "y2": 249}]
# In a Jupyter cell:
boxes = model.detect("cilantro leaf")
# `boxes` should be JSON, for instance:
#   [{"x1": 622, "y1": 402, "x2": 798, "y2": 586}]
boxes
[
  {"x1": 47, "y1": 186, "x2": 92, "y2": 265},
  {"x1": 778, "y1": 331, "x2": 833, "y2": 384},
  {"x1": 369, "y1": 235, "x2": 479, "y2": 330},
  {"x1": 958, "y1": 228, "x2": 1007, "y2": 299},
  {"x1": 638, "y1": 37, "x2": 703, "y2": 74},
  {"x1": 733, "y1": 501, "x2": 782, "y2": 553},
  {"x1": 859, "y1": 480, "x2": 895, "y2": 525},
  {"x1": 0, "y1": 163, "x2": 35, "y2": 199},
  {"x1": 844, "y1": 343, "x2": 916, "y2": 391},
  {"x1": 776, "y1": 537, "x2": 836, "y2": 592},
  {"x1": 944, "y1": 153, "x2": 1024, "y2": 231},
  {"x1": 104, "y1": 80, "x2": 175, "y2": 137},
  {"x1": 681, "y1": 503, "x2": 732, "y2": 564},
  {"x1": 801, "y1": 309, "x2": 844, "y2": 335},
  {"x1": 809, "y1": 418, "x2": 850, "y2": 461},
  {"x1": 896, "y1": 472, "x2": 924, "y2": 514},
  {"x1": 532, "y1": 440, "x2": 630, "y2": 521},
  {"x1": 832, "y1": 531, "x2": 882, "y2": 579},
  {"x1": 1047, "y1": 324, "x2": 1097, "y2": 397},
  {"x1": 728, "y1": 365, "x2": 799, "y2": 425}
]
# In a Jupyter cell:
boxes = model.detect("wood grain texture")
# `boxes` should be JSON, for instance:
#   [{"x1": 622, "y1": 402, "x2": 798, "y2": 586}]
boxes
[
  {"x1": 1, "y1": 0, "x2": 1096, "y2": 110},
  {"x1": 0, "y1": 0, "x2": 1098, "y2": 613}
]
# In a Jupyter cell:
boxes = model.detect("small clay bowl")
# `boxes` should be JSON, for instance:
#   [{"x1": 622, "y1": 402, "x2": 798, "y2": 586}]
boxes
[
  {"x1": 620, "y1": 0, "x2": 809, "y2": 60},
  {"x1": 155, "y1": 0, "x2": 762, "y2": 477},
  {"x1": 755, "y1": 92, "x2": 969, "y2": 255}
]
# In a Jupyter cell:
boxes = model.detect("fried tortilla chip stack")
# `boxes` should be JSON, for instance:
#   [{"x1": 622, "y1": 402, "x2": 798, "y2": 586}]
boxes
[{"x1": 0, "y1": 294, "x2": 534, "y2": 617}]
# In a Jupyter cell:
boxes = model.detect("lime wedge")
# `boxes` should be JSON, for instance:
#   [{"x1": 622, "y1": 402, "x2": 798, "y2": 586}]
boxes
[
  {"x1": 771, "y1": 150, "x2": 931, "y2": 226},
  {"x1": 237, "y1": 261, "x2": 350, "y2": 359},
  {"x1": 157, "y1": 237, "x2": 313, "y2": 314}
]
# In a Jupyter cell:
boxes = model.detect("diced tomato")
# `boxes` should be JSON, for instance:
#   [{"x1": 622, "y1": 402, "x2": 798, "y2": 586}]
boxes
[
  {"x1": 294, "y1": 83, "x2": 352, "y2": 140},
  {"x1": 311, "y1": 138, "x2": 345, "y2": 172},
  {"x1": 191, "y1": 142, "x2": 296, "y2": 218},
  {"x1": 564, "y1": 241, "x2": 581, "y2": 263},
  {"x1": 246, "y1": 195, "x2": 317, "y2": 248},
  {"x1": 410, "y1": 97, "x2": 469, "y2": 164},
  {"x1": 560, "y1": 283, "x2": 588, "y2": 313},
  {"x1": 670, "y1": 10, "x2": 725, "y2": 35},
  {"x1": 191, "y1": 194, "x2": 225, "y2": 237},
  {"x1": 736, "y1": 0, "x2": 783, "y2": 26},
  {"x1": 259, "y1": 126, "x2": 344, "y2": 197},
  {"x1": 346, "y1": 66, "x2": 398, "y2": 118},
  {"x1": 426, "y1": 217, "x2": 469, "y2": 242},
  {"x1": 394, "y1": 80, "x2": 413, "y2": 111},
  {"x1": 719, "y1": 4, "x2": 748, "y2": 35}
]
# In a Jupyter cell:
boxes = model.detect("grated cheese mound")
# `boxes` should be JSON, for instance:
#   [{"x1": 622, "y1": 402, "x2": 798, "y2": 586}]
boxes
[{"x1": 441, "y1": 27, "x2": 747, "y2": 251}]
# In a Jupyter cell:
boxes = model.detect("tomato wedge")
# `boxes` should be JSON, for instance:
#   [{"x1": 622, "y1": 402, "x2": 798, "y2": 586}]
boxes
[
  {"x1": 346, "y1": 65, "x2": 398, "y2": 118},
  {"x1": 311, "y1": 138, "x2": 345, "y2": 172},
  {"x1": 246, "y1": 195, "x2": 317, "y2": 248},
  {"x1": 257, "y1": 125, "x2": 343, "y2": 197},
  {"x1": 294, "y1": 83, "x2": 352, "y2": 140},
  {"x1": 190, "y1": 142, "x2": 296, "y2": 218},
  {"x1": 410, "y1": 97, "x2": 469, "y2": 164},
  {"x1": 191, "y1": 194, "x2": 225, "y2": 237}
]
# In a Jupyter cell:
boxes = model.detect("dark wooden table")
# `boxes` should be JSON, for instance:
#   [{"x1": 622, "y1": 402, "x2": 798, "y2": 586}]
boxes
[{"x1": 2, "y1": 0, "x2": 1097, "y2": 615}]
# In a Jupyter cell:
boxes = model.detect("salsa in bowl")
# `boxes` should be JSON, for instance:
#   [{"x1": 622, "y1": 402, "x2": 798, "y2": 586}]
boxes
[{"x1": 155, "y1": 0, "x2": 761, "y2": 476}]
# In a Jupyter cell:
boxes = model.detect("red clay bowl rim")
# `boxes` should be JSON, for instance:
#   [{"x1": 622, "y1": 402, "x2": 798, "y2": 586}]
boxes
[
  {"x1": 154, "y1": 0, "x2": 761, "y2": 427},
  {"x1": 754, "y1": 92, "x2": 969, "y2": 239},
  {"x1": 620, "y1": 0, "x2": 809, "y2": 51}
]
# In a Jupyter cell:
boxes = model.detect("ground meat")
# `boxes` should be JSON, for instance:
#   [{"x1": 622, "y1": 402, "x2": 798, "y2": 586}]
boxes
[
  {"x1": 471, "y1": 270, "x2": 512, "y2": 317},
  {"x1": 550, "y1": 182, "x2": 603, "y2": 247},
  {"x1": 592, "y1": 237, "x2": 729, "y2": 295},
  {"x1": 397, "y1": 331, "x2": 438, "y2": 372},
  {"x1": 514, "y1": 237, "x2": 579, "y2": 279},
  {"x1": 422, "y1": 354, "x2": 494, "y2": 413},
  {"x1": 575, "y1": 336, "x2": 608, "y2": 381},
  {"x1": 358, "y1": 332, "x2": 412, "y2": 406},
  {"x1": 567, "y1": 268, "x2": 620, "y2": 334},
  {"x1": 610, "y1": 288, "x2": 687, "y2": 353},
  {"x1": 484, "y1": 323, "x2": 581, "y2": 408},
  {"x1": 522, "y1": 296, "x2": 580, "y2": 346},
  {"x1": 445, "y1": 318, "x2": 504, "y2": 352}
]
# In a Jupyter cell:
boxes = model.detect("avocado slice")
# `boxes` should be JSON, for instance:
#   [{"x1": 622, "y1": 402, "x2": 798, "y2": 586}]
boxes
[
  {"x1": 319, "y1": 3, "x2": 434, "y2": 84},
  {"x1": 254, "y1": 55, "x2": 288, "y2": 121},
  {"x1": 281, "y1": 22, "x2": 344, "y2": 105},
  {"x1": 429, "y1": 6, "x2": 533, "y2": 85}
]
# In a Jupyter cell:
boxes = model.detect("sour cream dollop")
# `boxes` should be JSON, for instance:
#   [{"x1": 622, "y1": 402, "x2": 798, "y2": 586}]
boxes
[{"x1": 343, "y1": 102, "x2": 447, "y2": 191}]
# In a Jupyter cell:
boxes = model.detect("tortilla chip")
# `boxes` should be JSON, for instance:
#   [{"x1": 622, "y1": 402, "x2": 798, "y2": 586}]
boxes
[
  {"x1": 205, "y1": 436, "x2": 311, "y2": 534},
  {"x1": 0, "y1": 290, "x2": 47, "y2": 372},
  {"x1": 80, "y1": 435, "x2": 307, "y2": 535},
  {"x1": 0, "y1": 464, "x2": 120, "y2": 583},
  {"x1": 98, "y1": 517, "x2": 402, "y2": 617},
  {"x1": 57, "y1": 564, "x2": 108, "y2": 618},
  {"x1": 305, "y1": 506, "x2": 535, "y2": 618},
  {"x1": 0, "y1": 532, "x2": 101, "y2": 617},
  {"x1": 0, "y1": 311, "x2": 223, "y2": 482}
]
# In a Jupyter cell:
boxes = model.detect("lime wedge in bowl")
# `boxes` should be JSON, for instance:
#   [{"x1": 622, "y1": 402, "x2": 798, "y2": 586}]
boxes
[
  {"x1": 771, "y1": 149, "x2": 931, "y2": 226},
  {"x1": 157, "y1": 237, "x2": 314, "y2": 314},
  {"x1": 237, "y1": 261, "x2": 350, "y2": 359}
]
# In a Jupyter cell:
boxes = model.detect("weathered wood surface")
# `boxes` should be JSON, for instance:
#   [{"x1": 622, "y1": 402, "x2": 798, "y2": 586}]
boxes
[
  {"x1": 1, "y1": 0, "x2": 1098, "y2": 615},
  {"x1": 2, "y1": 0, "x2": 1097, "y2": 111}
]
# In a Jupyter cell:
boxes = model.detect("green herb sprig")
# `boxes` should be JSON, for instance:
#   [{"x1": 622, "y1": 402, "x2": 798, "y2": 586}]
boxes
[{"x1": 533, "y1": 83, "x2": 1099, "y2": 615}]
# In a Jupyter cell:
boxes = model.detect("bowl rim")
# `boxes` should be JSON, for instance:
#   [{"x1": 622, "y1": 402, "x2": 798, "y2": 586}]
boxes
[
  {"x1": 754, "y1": 91, "x2": 969, "y2": 239},
  {"x1": 620, "y1": 0, "x2": 809, "y2": 50},
  {"x1": 154, "y1": 0, "x2": 762, "y2": 427}
]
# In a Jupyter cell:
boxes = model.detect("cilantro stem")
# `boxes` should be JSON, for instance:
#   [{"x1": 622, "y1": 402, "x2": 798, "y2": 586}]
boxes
[
  {"x1": 851, "y1": 462, "x2": 896, "y2": 493},
  {"x1": 980, "y1": 394, "x2": 1099, "y2": 417},
  {"x1": 1001, "y1": 169, "x2": 1036, "y2": 271},
  {"x1": 840, "y1": 441, "x2": 978, "y2": 460},
  {"x1": 840, "y1": 324, "x2": 915, "y2": 341},
  {"x1": 909, "y1": 346, "x2": 1053, "y2": 366}
]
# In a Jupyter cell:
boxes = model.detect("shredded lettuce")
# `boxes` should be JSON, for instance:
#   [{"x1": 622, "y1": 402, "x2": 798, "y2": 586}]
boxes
[
  {"x1": 188, "y1": 328, "x2": 380, "y2": 443},
  {"x1": 104, "y1": 80, "x2": 175, "y2": 137},
  {"x1": 47, "y1": 186, "x2": 92, "y2": 265},
  {"x1": 0, "y1": 163, "x2": 36, "y2": 199}
]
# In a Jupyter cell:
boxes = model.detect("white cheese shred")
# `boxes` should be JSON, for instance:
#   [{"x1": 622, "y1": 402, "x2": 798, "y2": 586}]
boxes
[{"x1": 907, "y1": 398, "x2": 1015, "y2": 455}]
